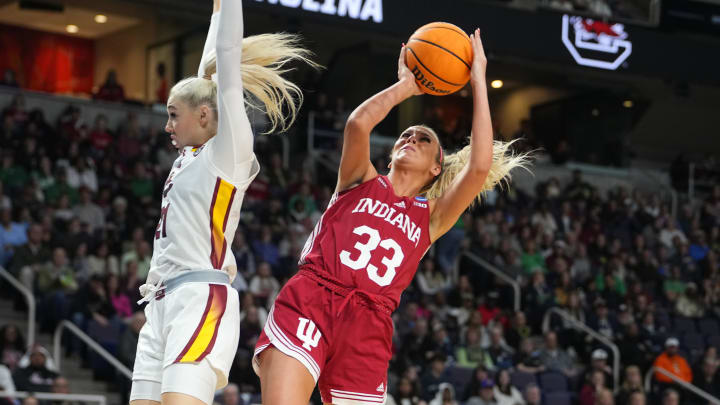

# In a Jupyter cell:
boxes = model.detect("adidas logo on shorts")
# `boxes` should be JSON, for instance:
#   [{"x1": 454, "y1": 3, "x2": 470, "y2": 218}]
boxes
[{"x1": 376, "y1": 383, "x2": 384, "y2": 392}]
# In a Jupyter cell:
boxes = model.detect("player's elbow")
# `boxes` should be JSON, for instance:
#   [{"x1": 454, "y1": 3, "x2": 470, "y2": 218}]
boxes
[{"x1": 344, "y1": 115, "x2": 370, "y2": 137}]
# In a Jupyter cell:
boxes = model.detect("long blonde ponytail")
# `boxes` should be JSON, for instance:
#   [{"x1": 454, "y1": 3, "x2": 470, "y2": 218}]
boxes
[
  {"x1": 172, "y1": 33, "x2": 319, "y2": 134},
  {"x1": 423, "y1": 136, "x2": 531, "y2": 205}
]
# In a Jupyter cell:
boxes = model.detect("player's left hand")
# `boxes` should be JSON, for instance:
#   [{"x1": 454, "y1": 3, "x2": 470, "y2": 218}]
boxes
[{"x1": 470, "y1": 28, "x2": 487, "y2": 84}]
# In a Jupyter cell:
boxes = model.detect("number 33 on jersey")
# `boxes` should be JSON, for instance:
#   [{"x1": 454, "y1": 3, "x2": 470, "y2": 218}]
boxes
[{"x1": 299, "y1": 176, "x2": 431, "y2": 311}]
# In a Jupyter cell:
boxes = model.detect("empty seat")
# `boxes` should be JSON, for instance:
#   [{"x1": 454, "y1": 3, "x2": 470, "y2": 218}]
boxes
[
  {"x1": 511, "y1": 371, "x2": 537, "y2": 392},
  {"x1": 699, "y1": 318, "x2": 720, "y2": 336},
  {"x1": 683, "y1": 332, "x2": 705, "y2": 359},
  {"x1": 445, "y1": 366, "x2": 473, "y2": 394},
  {"x1": 544, "y1": 391, "x2": 573, "y2": 405},
  {"x1": 539, "y1": 371, "x2": 568, "y2": 393},
  {"x1": 707, "y1": 334, "x2": 720, "y2": 351},
  {"x1": 673, "y1": 317, "x2": 697, "y2": 335}
]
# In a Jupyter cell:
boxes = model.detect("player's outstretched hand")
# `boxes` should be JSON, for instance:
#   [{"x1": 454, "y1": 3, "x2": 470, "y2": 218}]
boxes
[
  {"x1": 398, "y1": 44, "x2": 423, "y2": 96},
  {"x1": 470, "y1": 28, "x2": 487, "y2": 84}
]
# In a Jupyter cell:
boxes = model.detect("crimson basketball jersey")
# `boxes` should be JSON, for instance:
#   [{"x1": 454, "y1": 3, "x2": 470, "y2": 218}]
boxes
[{"x1": 299, "y1": 175, "x2": 432, "y2": 310}]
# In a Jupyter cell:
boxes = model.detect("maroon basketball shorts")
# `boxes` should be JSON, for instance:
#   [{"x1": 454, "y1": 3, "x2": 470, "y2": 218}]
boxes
[{"x1": 253, "y1": 271, "x2": 393, "y2": 404}]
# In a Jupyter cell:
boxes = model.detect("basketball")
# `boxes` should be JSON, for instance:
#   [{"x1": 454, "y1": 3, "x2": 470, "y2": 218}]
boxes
[{"x1": 405, "y1": 22, "x2": 473, "y2": 96}]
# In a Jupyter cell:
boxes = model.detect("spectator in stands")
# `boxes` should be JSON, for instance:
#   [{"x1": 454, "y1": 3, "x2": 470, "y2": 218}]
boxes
[
  {"x1": 692, "y1": 357, "x2": 720, "y2": 400},
  {"x1": 523, "y1": 383, "x2": 542, "y2": 405},
  {"x1": 118, "y1": 311, "x2": 144, "y2": 370},
  {"x1": 0, "y1": 208, "x2": 28, "y2": 266},
  {"x1": 661, "y1": 388, "x2": 679, "y2": 405},
  {"x1": 417, "y1": 259, "x2": 451, "y2": 296},
  {"x1": 456, "y1": 328, "x2": 490, "y2": 369},
  {"x1": 616, "y1": 365, "x2": 645, "y2": 405},
  {"x1": 94, "y1": 70, "x2": 125, "y2": 102},
  {"x1": 387, "y1": 376, "x2": 423, "y2": 405},
  {"x1": 659, "y1": 220, "x2": 687, "y2": 249},
  {"x1": 421, "y1": 355, "x2": 450, "y2": 401},
  {"x1": 585, "y1": 349, "x2": 613, "y2": 389},
  {"x1": 618, "y1": 323, "x2": 653, "y2": 372},
  {"x1": 0, "y1": 325, "x2": 24, "y2": 372},
  {"x1": 0, "y1": 363, "x2": 15, "y2": 402},
  {"x1": 596, "y1": 388, "x2": 615, "y2": 405},
  {"x1": 521, "y1": 241, "x2": 546, "y2": 275},
  {"x1": 218, "y1": 383, "x2": 241, "y2": 405},
  {"x1": 514, "y1": 338, "x2": 545, "y2": 374},
  {"x1": 72, "y1": 187, "x2": 104, "y2": 233},
  {"x1": 539, "y1": 330, "x2": 577, "y2": 377},
  {"x1": 466, "y1": 379, "x2": 496, "y2": 405},
  {"x1": 120, "y1": 240, "x2": 151, "y2": 279},
  {"x1": 675, "y1": 282, "x2": 705, "y2": 318},
  {"x1": 652, "y1": 337, "x2": 692, "y2": 387},
  {"x1": 504, "y1": 311, "x2": 530, "y2": 350},
  {"x1": 65, "y1": 158, "x2": 98, "y2": 193},
  {"x1": 549, "y1": 0, "x2": 574, "y2": 11},
  {"x1": 587, "y1": 299, "x2": 617, "y2": 341},
  {"x1": 89, "y1": 114, "x2": 113, "y2": 156},
  {"x1": 87, "y1": 242, "x2": 119, "y2": 278},
  {"x1": 580, "y1": 369, "x2": 608, "y2": 405},
  {"x1": 486, "y1": 326, "x2": 514, "y2": 370},
  {"x1": 1, "y1": 69, "x2": 18, "y2": 87},
  {"x1": 249, "y1": 261, "x2": 280, "y2": 307},
  {"x1": 51, "y1": 376, "x2": 82, "y2": 405},
  {"x1": 155, "y1": 63, "x2": 168, "y2": 105},
  {"x1": 252, "y1": 226, "x2": 280, "y2": 270},
  {"x1": 492, "y1": 369, "x2": 523, "y2": 405},
  {"x1": 22, "y1": 396, "x2": 38, "y2": 405},
  {"x1": 12, "y1": 345, "x2": 57, "y2": 393},
  {"x1": 429, "y1": 382, "x2": 459, "y2": 405},
  {"x1": 14, "y1": 222, "x2": 49, "y2": 284}
]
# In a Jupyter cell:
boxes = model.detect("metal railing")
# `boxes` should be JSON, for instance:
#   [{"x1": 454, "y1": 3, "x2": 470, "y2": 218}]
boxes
[
  {"x1": 542, "y1": 307, "x2": 620, "y2": 390},
  {"x1": 0, "y1": 267, "x2": 35, "y2": 348},
  {"x1": 53, "y1": 320, "x2": 133, "y2": 380},
  {"x1": 0, "y1": 391, "x2": 107, "y2": 405},
  {"x1": 644, "y1": 366, "x2": 720, "y2": 405},
  {"x1": 461, "y1": 252, "x2": 521, "y2": 311}
]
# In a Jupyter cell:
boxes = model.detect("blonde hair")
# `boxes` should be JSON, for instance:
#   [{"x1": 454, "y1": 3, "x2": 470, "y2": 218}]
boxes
[
  {"x1": 416, "y1": 125, "x2": 531, "y2": 204},
  {"x1": 170, "y1": 33, "x2": 319, "y2": 133}
]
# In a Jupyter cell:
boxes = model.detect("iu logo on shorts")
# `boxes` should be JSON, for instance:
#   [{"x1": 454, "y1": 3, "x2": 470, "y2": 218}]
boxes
[{"x1": 296, "y1": 317, "x2": 322, "y2": 351}]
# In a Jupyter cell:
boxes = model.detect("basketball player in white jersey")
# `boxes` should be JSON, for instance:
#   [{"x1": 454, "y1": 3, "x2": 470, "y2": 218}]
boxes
[{"x1": 128, "y1": 1, "x2": 317, "y2": 404}]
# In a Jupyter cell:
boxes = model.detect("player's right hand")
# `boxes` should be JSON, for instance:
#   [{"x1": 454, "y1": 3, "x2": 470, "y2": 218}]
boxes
[{"x1": 398, "y1": 45, "x2": 422, "y2": 96}]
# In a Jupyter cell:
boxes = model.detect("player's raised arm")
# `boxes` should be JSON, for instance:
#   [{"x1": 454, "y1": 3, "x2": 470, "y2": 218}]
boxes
[
  {"x1": 337, "y1": 46, "x2": 422, "y2": 193},
  {"x1": 428, "y1": 29, "x2": 527, "y2": 241},
  {"x1": 210, "y1": 0, "x2": 254, "y2": 181},
  {"x1": 209, "y1": 0, "x2": 318, "y2": 181},
  {"x1": 198, "y1": 0, "x2": 221, "y2": 79}
]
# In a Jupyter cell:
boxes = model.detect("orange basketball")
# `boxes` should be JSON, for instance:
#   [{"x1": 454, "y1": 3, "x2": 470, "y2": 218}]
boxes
[{"x1": 405, "y1": 22, "x2": 473, "y2": 96}]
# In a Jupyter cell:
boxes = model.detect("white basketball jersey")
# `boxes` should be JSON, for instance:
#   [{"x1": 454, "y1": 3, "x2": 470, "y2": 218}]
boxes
[{"x1": 146, "y1": 136, "x2": 259, "y2": 287}]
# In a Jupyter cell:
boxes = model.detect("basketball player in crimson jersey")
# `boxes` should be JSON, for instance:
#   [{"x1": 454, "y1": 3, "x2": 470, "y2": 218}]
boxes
[{"x1": 253, "y1": 29, "x2": 528, "y2": 405}]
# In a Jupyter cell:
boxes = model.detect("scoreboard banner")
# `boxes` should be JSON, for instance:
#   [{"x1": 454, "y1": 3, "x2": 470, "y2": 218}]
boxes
[{"x1": 244, "y1": 0, "x2": 720, "y2": 84}]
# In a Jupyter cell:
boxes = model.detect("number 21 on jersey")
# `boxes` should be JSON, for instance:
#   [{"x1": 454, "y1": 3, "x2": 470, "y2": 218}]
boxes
[{"x1": 339, "y1": 225, "x2": 404, "y2": 287}]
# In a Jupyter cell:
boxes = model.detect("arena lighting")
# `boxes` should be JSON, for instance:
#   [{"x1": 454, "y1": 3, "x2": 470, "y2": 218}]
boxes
[
  {"x1": 491, "y1": 80, "x2": 503, "y2": 89},
  {"x1": 65, "y1": 24, "x2": 79, "y2": 33},
  {"x1": 94, "y1": 14, "x2": 108, "y2": 23},
  {"x1": 623, "y1": 100, "x2": 634, "y2": 108},
  {"x1": 591, "y1": 108, "x2": 600, "y2": 116}
]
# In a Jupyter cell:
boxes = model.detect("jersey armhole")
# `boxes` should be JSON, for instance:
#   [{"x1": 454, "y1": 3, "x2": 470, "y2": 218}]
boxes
[{"x1": 202, "y1": 141, "x2": 259, "y2": 189}]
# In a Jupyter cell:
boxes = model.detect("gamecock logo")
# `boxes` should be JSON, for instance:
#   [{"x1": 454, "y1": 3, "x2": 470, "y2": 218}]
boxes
[{"x1": 561, "y1": 14, "x2": 632, "y2": 70}]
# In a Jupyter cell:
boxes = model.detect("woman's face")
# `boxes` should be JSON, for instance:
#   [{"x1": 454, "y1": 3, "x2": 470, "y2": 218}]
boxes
[
  {"x1": 499, "y1": 370, "x2": 510, "y2": 386},
  {"x1": 5, "y1": 326, "x2": 17, "y2": 341},
  {"x1": 390, "y1": 126, "x2": 441, "y2": 181},
  {"x1": 165, "y1": 97, "x2": 211, "y2": 149}
]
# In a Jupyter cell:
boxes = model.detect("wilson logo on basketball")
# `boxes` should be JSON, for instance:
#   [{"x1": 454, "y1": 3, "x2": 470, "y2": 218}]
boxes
[{"x1": 411, "y1": 67, "x2": 450, "y2": 95}]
